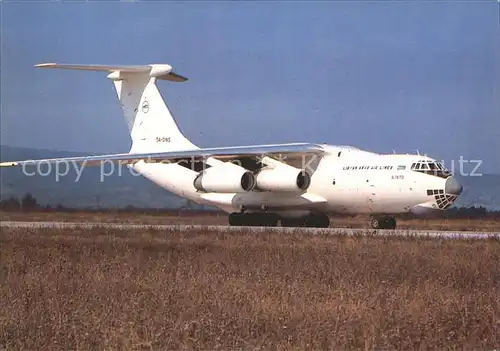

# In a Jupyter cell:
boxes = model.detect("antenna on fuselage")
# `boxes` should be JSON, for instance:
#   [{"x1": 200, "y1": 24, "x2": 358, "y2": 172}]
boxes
[{"x1": 416, "y1": 149, "x2": 420, "y2": 155}]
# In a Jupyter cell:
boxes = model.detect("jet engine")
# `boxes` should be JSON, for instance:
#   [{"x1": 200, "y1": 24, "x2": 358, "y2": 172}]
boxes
[
  {"x1": 193, "y1": 163, "x2": 256, "y2": 193},
  {"x1": 255, "y1": 166, "x2": 311, "y2": 192}
]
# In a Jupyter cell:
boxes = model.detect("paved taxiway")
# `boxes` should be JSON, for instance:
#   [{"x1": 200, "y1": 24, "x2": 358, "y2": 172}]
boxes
[{"x1": 1, "y1": 221, "x2": 498, "y2": 240}]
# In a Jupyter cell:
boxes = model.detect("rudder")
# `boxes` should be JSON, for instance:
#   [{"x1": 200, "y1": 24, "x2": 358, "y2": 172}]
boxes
[
  {"x1": 107, "y1": 70, "x2": 197, "y2": 153},
  {"x1": 109, "y1": 72, "x2": 197, "y2": 153}
]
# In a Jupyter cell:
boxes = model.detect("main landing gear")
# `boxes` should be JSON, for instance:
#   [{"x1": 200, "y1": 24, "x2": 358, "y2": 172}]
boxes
[
  {"x1": 370, "y1": 216, "x2": 397, "y2": 230},
  {"x1": 228, "y1": 212, "x2": 330, "y2": 228},
  {"x1": 228, "y1": 212, "x2": 279, "y2": 227}
]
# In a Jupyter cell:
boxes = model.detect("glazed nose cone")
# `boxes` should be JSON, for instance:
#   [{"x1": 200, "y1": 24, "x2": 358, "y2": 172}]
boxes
[{"x1": 445, "y1": 176, "x2": 463, "y2": 195}]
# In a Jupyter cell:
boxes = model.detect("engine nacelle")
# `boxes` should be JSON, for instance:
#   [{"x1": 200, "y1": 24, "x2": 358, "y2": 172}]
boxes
[
  {"x1": 255, "y1": 166, "x2": 311, "y2": 192},
  {"x1": 193, "y1": 164, "x2": 256, "y2": 193}
]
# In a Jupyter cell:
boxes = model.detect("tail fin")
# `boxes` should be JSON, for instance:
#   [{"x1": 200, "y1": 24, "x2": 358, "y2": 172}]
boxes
[{"x1": 35, "y1": 63, "x2": 198, "y2": 153}]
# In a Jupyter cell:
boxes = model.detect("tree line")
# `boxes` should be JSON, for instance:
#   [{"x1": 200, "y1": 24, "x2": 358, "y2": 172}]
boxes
[{"x1": 1, "y1": 193, "x2": 500, "y2": 219}]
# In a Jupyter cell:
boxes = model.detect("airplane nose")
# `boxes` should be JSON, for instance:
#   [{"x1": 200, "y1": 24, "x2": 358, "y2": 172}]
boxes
[{"x1": 445, "y1": 176, "x2": 463, "y2": 195}]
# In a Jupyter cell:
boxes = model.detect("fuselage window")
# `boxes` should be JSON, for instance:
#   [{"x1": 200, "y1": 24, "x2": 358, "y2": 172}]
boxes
[{"x1": 332, "y1": 179, "x2": 336, "y2": 185}]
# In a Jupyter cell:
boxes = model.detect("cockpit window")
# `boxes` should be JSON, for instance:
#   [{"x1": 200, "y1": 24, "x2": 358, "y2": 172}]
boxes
[{"x1": 411, "y1": 161, "x2": 450, "y2": 179}]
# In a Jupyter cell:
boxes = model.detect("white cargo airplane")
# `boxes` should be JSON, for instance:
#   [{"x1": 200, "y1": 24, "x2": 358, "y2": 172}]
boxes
[{"x1": 0, "y1": 63, "x2": 463, "y2": 229}]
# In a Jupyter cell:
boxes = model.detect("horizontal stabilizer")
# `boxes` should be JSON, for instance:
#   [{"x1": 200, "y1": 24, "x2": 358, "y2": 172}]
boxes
[{"x1": 35, "y1": 63, "x2": 187, "y2": 82}]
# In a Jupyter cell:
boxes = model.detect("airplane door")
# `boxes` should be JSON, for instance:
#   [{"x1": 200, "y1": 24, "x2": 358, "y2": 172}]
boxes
[{"x1": 366, "y1": 178, "x2": 376, "y2": 212}]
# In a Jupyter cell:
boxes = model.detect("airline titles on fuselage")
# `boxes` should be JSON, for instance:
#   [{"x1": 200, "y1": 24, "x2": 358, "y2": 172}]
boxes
[{"x1": 343, "y1": 165, "x2": 400, "y2": 171}]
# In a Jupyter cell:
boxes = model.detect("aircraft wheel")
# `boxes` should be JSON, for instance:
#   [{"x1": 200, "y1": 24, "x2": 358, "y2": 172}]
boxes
[
  {"x1": 229, "y1": 212, "x2": 245, "y2": 226},
  {"x1": 370, "y1": 216, "x2": 397, "y2": 229},
  {"x1": 259, "y1": 213, "x2": 280, "y2": 227},
  {"x1": 248, "y1": 213, "x2": 279, "y2": 227},
  {"x1": 385, "y1": 217, "x2": 397, "y2": 229},
  {"x1": 229, "y1": 212, "x2": 279, "y2": 227},
  {"x1": 281, "y1": 218, "x2": 305, "y2": 227},
  {"x1": 304, "y1": 213, "x2": 330, "y2": 228},
  {"x1": 370, "y1": 217, "x2": 381, "y2": 229}
]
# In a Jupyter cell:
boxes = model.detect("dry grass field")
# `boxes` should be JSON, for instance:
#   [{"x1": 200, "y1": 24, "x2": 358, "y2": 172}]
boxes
[
  {"x1": 1, "y1": 210, "x2": 500, "y2": 231},
  {"x1": 1, "y1": 226, "x2": 499, "y2": 350}
]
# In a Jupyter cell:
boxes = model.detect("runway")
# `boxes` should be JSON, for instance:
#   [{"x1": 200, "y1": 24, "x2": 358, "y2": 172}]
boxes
[{"x1": 1, "y1": 221, "x2": 499, "y2": 240}]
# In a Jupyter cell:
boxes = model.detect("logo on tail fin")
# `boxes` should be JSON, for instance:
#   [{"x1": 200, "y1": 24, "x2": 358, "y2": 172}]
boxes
[{"x1": 141, "y1": 100, "x2": 150, "y2": 113}]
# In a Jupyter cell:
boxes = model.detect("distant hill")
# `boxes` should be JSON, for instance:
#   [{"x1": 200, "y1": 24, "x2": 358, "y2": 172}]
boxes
[
  {"x1": 454, "y1": 174, "x2": 500, "y2": 210},
  {"x1": 1, "y1": 145, "x2": 499, "y2": 210}
]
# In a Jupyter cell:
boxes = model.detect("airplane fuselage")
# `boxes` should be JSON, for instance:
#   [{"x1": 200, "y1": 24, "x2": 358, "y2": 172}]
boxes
[{"x1": 132, "y1": 144, "x2": 461, "y2": 218}]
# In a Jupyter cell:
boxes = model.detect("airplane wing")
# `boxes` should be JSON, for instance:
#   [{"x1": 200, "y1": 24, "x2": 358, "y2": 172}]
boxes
[{"x1": 0, "y1": 143, "x2": 325, "y2": 168}]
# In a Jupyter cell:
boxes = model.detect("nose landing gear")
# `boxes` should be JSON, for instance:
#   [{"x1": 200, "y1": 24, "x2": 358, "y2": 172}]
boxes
[{"x1": 370, "y1": 216, "x2": 397, "y2": 230}]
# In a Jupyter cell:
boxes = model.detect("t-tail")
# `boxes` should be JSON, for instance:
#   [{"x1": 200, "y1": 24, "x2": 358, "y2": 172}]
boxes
[{"x1": 35, "y1": 63, "x2": 198, "y2": 153}]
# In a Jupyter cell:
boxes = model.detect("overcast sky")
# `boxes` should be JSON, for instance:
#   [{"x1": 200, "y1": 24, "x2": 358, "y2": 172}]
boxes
[{"x1": 1, "y1": 1, "x2": 499, "y2": 173}]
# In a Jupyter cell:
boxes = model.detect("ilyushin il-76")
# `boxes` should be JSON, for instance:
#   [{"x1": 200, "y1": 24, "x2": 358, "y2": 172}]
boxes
[{"x1": 1, "y1": 63, "x2": 463, "y2": 229}]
